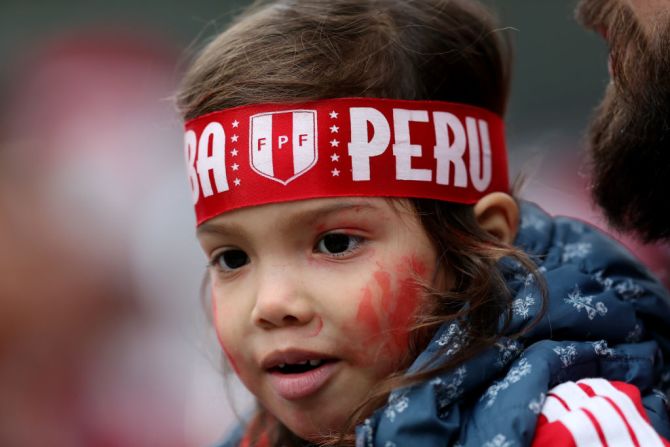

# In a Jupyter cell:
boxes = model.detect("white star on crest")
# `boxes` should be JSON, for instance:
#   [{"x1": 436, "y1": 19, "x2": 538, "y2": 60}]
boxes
[
  {"x1": 331, "y1": 168, "x2": 340, "y2": 177},
  {"x1": 234, "y1": 178, "x2": 241, "y2": 186},
  {"x1": 330, "y1": 125, "x2": 339, "y2": 133},
  {"x1": 329, "y1": 111, "x2": 338, "y2": 119},
  {"x1": 232, "y1": 163, "x2": 239, "y2": 171},
  {"x1": 231, "y1": 149, "x2": 238, "y2": 157},
  {"x1": 330, "y1": 139, "x2": 339, "y2": 147},
  {"x1": 232, "y1": 120, "x2": 239, "y2": 128},
  {"x1": 330, "y1": 153, "x2": 340, "y2": 162},
  {"x1": 231, "y1": 134, "x2": 239, "y2": 143}
]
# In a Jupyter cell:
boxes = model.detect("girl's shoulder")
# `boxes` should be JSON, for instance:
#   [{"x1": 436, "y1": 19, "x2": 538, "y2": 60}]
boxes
[
  {"x1": 515, "y1": 200, "x2": 670, "y2": 313},
  {"x1": 516, "y1": 201, "x2": 643, "y2": 266},
  {"x1": 532, "y1": 378, "x2": 670, "y2": 447}
]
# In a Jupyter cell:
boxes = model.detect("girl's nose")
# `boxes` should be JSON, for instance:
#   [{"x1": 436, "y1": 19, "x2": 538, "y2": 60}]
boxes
[{"x1": 250, "y1": 263, "x2": 315, "y2": 330}]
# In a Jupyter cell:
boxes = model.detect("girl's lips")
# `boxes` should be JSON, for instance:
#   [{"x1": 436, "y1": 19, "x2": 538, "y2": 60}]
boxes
[{"x1": 267, "y1": 361, "x2": 339, "y2": 400}]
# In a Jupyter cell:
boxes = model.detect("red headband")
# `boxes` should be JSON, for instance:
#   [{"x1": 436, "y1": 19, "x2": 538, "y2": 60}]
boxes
[{"x1": 184, "y1": 97, "x2": 509, "y2": 225}]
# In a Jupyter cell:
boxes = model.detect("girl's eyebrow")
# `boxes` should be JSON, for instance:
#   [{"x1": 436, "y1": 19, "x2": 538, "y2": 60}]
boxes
[
  {"x1": 196, "y1": 221, "x2": 241, "y2": 238},
  {"x1": 287, "y1": 201, "x2": 380, "y2": 226},
  {"x1": 196, "y1": 201, "x2": 381, "y2": 237}
]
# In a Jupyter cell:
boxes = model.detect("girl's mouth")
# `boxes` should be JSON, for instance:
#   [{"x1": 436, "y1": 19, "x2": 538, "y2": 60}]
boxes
[
  {"x1": 270, "y1": 358, "x2": 333, "y2": 374},
  {"x1": 266, "y1": 359, "x2": 340, "y2": 400}
]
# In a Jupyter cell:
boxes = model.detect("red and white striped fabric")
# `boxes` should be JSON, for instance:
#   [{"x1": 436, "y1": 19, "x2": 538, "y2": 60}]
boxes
[{"x1": 532, "y1": 378, "x2": 670, "y2": 447}]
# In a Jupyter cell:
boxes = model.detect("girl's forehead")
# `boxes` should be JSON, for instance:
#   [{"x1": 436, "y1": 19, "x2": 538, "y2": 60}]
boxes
[
  {"x1": 197, "y1": 197, "x2": 413, "y2": 235},
  {"x1": 218, "y1": 197, "x2": 392, "y2": 223}
]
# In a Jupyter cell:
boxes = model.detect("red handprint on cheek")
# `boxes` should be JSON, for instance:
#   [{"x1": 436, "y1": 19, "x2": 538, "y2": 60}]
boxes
[{"x1": 354, "y1": 255, "x2": 429, "y2": 361}]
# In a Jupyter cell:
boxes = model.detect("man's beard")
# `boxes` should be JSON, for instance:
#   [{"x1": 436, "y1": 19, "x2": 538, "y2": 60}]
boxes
[{"x1": 576, "y1": 0, "x2": 670, "y2": 242}]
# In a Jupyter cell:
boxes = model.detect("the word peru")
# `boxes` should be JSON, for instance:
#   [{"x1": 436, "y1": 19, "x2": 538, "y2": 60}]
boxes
[{"x1": 348, "y1": 107, "x2": 492, "y2": 191}]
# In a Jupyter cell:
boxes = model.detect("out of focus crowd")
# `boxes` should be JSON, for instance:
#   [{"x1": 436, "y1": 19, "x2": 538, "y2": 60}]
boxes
[{"x1": 0, "y1": 29, "x2": 252, "y2": 447}]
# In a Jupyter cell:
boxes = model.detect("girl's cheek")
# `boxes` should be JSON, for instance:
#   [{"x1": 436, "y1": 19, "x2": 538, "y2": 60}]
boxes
[
  {"x1": 309, "y1": 316, "x2": 324, "y2": 337},
  {"x1": 355, "y1": 286, "x2": 382, "y2": 337},
  {"x1": 384, "y1": 271, "x2": 423, "y2": 353},
  {"x1": 352, "y1": 255, "x2": 428, "y2": 360},
  {"x1": 211, "y1": 292, "x2": 242, "y2": 376},
  {"x1": 387, "y1": 255, "x2": 429, "y2": 351},
  {"x1": 221, "y1": 342, "x2": 242, "y2": 376}
]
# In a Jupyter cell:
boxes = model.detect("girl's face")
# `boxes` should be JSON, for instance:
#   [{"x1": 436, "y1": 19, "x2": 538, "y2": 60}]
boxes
[{"x1": 198, "y1": 197, "x2": 440, "y2": 441}]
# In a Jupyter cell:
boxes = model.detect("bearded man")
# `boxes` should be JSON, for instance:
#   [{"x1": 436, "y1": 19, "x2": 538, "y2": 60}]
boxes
[{"x1": 576, "y1": 0, "x2": 670, "y2": 242}]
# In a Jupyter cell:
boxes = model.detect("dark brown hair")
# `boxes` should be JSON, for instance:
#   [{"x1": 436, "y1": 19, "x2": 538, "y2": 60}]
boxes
[{"x1": 177, "y1": 0, "x2": 544, "y2": 445}]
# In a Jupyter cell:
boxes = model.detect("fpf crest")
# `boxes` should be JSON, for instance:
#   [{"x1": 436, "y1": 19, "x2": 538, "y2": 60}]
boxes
[{"x1": 249, "y1": 110, "x2": 318, "y2": 185}]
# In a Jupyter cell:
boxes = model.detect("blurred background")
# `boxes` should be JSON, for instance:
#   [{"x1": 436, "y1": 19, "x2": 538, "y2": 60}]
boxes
[{"x1": 0, "y1": 1, "x2": 667, "y2": 446}]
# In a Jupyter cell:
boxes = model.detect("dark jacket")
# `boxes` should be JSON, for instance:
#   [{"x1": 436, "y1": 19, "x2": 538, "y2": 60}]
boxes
[{"x1": 357, "y1": 202, "x2": 670, "y2": 446}]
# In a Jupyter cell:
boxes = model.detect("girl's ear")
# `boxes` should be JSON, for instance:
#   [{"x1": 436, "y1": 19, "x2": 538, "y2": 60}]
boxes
[{"x1": 473, "y1": 192, "x2": 519, "y2": 244}]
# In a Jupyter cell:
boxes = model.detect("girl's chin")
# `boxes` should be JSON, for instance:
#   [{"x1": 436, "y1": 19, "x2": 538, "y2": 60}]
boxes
[{"x1": 277, "y1": 405, "x2": 351, "y2": 442}]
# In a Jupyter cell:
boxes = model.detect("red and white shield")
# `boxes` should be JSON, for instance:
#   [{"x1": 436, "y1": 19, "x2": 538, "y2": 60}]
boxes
[{"x1": 249, "y1": 110, "x2": 318, "y2": 185}]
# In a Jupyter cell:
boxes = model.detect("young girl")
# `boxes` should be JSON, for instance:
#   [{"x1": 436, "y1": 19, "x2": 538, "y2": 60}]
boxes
[{"x1": 176, "y1": 0, "x2": 670, "y2": 445}]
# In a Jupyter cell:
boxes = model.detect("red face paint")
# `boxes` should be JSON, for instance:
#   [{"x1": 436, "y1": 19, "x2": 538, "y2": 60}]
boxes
[
  {"x1": 374, "y1": 269, "x2": 393, "y2": 311},
  {"x1": 387, "y1": 257, "x2": 427, "y2": 351},
  {"x1": 355, "y1": 286, "x2": 382, "y2": 339},
  {"x1": 353, "y1": 255, "x2": 429, "y2": 359}
]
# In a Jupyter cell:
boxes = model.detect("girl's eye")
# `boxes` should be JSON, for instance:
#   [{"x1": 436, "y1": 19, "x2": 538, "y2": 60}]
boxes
[
  {"x1": 212, "y1": 249, "x2": 250, "y2": 271},
  {"x1": 315, "y1": 233, "x2": 362, "y2": 256}
]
